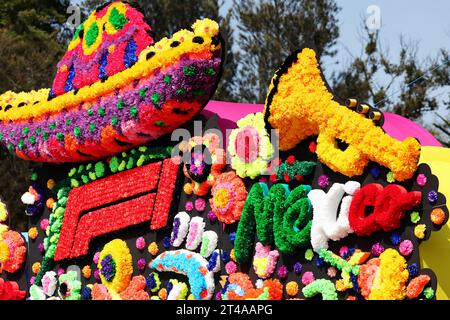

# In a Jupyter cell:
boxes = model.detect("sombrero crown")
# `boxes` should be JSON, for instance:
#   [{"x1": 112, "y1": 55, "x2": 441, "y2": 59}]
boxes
[
  {"x1": 0, "y1": 1, "x2": 223, "y2": 163},
  {"x1": 50, "y1": 2, "x2": 154, "y2": 97}
]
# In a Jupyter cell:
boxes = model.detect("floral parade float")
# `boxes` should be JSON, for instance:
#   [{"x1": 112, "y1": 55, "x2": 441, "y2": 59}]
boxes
[{"x1": 0, "y1": 2, "x2": 448, "y2": 300}]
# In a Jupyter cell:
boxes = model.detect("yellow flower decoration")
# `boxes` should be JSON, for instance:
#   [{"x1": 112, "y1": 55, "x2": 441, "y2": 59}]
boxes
[
  {"x1": 158, "y1": 288, "x2": 167, "y2": 300},
  {"x1": 0, "y1": 201, "x2": 8, "y2": 223},
  {"x1": 47, "y1": 179, "x2": 56, "y2": 190},
  {"x1": 368, "y1": 249, "x2": 409, "y2": 300},
  {"x1": 28, "y1": 227, "x2": 38, "y2": 240},
  {"x1": 0, "y1": 224, "x2": 8, "y2": 237},
  {"x1": 228, "y1": 112, "x2": 273, "y2": 179},
  {"x1": 148, "y1": 242, "x2": 159, "y2": 256},
  {"x1": 414, "y1": 224, "x2": 426, "y2": 239},
  {"x1": 82, "y1": 265, "x2": 92, "y2": 279},
  {"x1": 81, "y1": 13, "x2": 104, "y2": 55},
  {"x1": 103, "y1": 2, "x2": 128, "y2": 35},
  {"x1": 0, "y1": 241, "x2": 10, "y2": 262},
  {"x1": 98, "y1": 239, "x2": 133, "y2": 293},
  {"x1": 264, "y1": 48, "x2": 421, "y2": 181},
  {"x1": 32, "y1": 262, "x2": 41, "y2": 274}
]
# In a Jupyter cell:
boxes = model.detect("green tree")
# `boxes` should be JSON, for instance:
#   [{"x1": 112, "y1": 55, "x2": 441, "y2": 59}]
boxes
[
  {"x1": 232, "y1": 0, "x2": 341, "y2": 103},
  {"x1": 331, "y1": 25, "x2": 450, "y2": 122},
  {"x1": 0, "y1": 0, "x2": 70, "y2": 230},
  {"x1": 82, "y1": 0, "x2": 238, "y2": 100},
  {"x1": 432, "y1": 112, "x2": 450, "y2": 147},
  {"x1": 0, "y1": 0, "x2": 71, "y2": 92}
]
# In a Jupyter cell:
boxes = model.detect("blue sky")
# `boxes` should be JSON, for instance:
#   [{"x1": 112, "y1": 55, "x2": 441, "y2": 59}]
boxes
[{"x1": 331, "y1": 0, "x2": 450, "y2": 65}]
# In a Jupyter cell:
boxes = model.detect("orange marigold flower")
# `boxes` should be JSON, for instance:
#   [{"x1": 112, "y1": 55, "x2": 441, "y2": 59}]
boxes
[{"x1": 209, "y1": 172, "x2": 247, "y2": 224}]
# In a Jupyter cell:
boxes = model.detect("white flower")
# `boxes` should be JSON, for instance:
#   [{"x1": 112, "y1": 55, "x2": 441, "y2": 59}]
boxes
[
  {"x1": 21, "y1": 192, "x2": 36, "y2": 205},
  {"x1": 42, "y1": 271, "x2": 58, "y2": 296}
]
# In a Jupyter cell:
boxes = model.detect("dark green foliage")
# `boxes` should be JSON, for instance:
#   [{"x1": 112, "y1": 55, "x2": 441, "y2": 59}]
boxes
[
  {"x1": 232, "y1": 0, "x2": 341, "y2": 103},
  {"x1": 0, "y1": 0, "x2": 70, "y2": 230},
  {"x1": 0, "y1": 0, "x2": 71, "y2": 93},
  {"x1": 331, "y1": 27, "x2": 450, "y2": 125}
]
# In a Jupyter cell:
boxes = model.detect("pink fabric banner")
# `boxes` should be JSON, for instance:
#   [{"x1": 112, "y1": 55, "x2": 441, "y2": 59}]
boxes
[{"x1": 203, "y1": 100, "x2": 442, "y2": 147}]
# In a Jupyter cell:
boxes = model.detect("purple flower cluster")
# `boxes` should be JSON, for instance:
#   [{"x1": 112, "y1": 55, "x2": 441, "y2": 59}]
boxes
[{"x1": 100, "y1": 254, "x2": 116, "y2": 282}]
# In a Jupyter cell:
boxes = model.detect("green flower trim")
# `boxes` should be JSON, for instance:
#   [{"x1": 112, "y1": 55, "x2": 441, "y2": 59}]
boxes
[
  {"x1": 234, "y1": 183, "x2": 313, "y2": 263},
  {"x1": 423, "y1": 287, "x2": 435, "y2": 300},
  {"x1": 302, "y1": 279, "x2": 338, "y2": 300},
  {"x1": 318, "y1": 248, "x2": 360, "y2": 275},
  {"x1": 234, "y1": 183, "x2": 268, "y2": 263},
  {"x1": 58, "y1": 271, "x2": 82, "y2": 300},
  {"x1": 109, "y1": 7, "x2": 128, "y2": 31},
  {"x1": 72, "y1": 24, "x2": 84, "y2": 41},
  {"x1": 275, "y1": 160, "x2": 316, "y2": 181},
  {"x1": 85, "y1": 22, "x2": 99, "y2": 47},
  {"x1": 273, "y1": 184, "x2": 312, "y2": 255},
  {"x1": 34, "y1": 145, "x2": 172, "y2": 285},
  {"x1": 305, "y1": 248, "x2": 314, "y2": 261}
]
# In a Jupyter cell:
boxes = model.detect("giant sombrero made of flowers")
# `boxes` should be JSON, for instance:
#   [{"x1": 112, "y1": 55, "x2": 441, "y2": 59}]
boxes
[
  {"x1": 0, "y1": 1, "x2": 447, "y2": 301},
  {"x1": 0, "y1": 1, "x2": 223, "y2": 162}
]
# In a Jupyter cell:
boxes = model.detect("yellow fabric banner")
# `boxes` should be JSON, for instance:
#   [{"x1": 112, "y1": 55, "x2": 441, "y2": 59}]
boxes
[{"x1": 419, "y1": 146, "x2": 450, "y2": 300}]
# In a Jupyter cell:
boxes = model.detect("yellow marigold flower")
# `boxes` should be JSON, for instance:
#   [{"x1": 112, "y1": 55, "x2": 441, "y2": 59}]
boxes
[
  {"x1": 0, "y1": 224, "x2": 8, "y2": 237},
  {"x1": 414, "y1": 224, "x2": 426, "y2": 239},
  {"x1": 148, "y1": 242, "x2": 159, "y2": 256},
  {"x1": 158, "y1": 288, "x2": 167, "y2": 300},
  {"x1": 98, "y1": 239, "x2": 133, "y2": 293},
  {"x1": 46, "y1": 179, "x2": 56, "y2": 190},
  {"x1": 285, "y1": 281, "x2": 299, "y2": 297},
  {"x1": 0, "y1": 201, "x2": 8, "y2": 223},
  {"x1": 46, "y1": 198, "x2": 56, "y2": 210},
  {"x1": 230, "y1": 249, "x2": 236, "y2": 262},
  {"x1": 32, "y1": 262, "x2": 41, "y2": 274},
  {"x1": 28, "y1": 227, "x2": 39, "y2": 240},
  {"x1": 82, "y1": 265, "x2": 92, "y2": 279}
]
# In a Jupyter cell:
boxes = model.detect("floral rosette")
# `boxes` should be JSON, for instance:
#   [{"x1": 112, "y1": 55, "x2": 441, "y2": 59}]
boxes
[
  {"x1": 0, "y1": 230, "x2": 26, "y2": 273},
  {"x1": 150, "y1": 249, "x2": 215, "y2": 300},
  {"x1": 58, "y1": 271, "x2": 82, "y2": 300},
  {"x1": 97, "y1": 239, "x2": 133, "y2": 293},
  {"x1": 21, "y1": 184, "x2": 46, "y2": 216},
  {"x1": 209, "y1": 171, "x2": 247, "y2": 224},
  {"x1": 228, "y1": 112, "x2": 274, "y2": 179},
  {"x1": 357, "y1": 248, "x2": 409, "y2": 300},
  {"x1": 182, "y1": 133, "x2": 226, "y2": 196},
  {"x1": 252, "y1": 242, "x2": 279, "y2": 279},
  {"x1": 221, "y1": 272, "x2": 283, "y2": 300}
]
